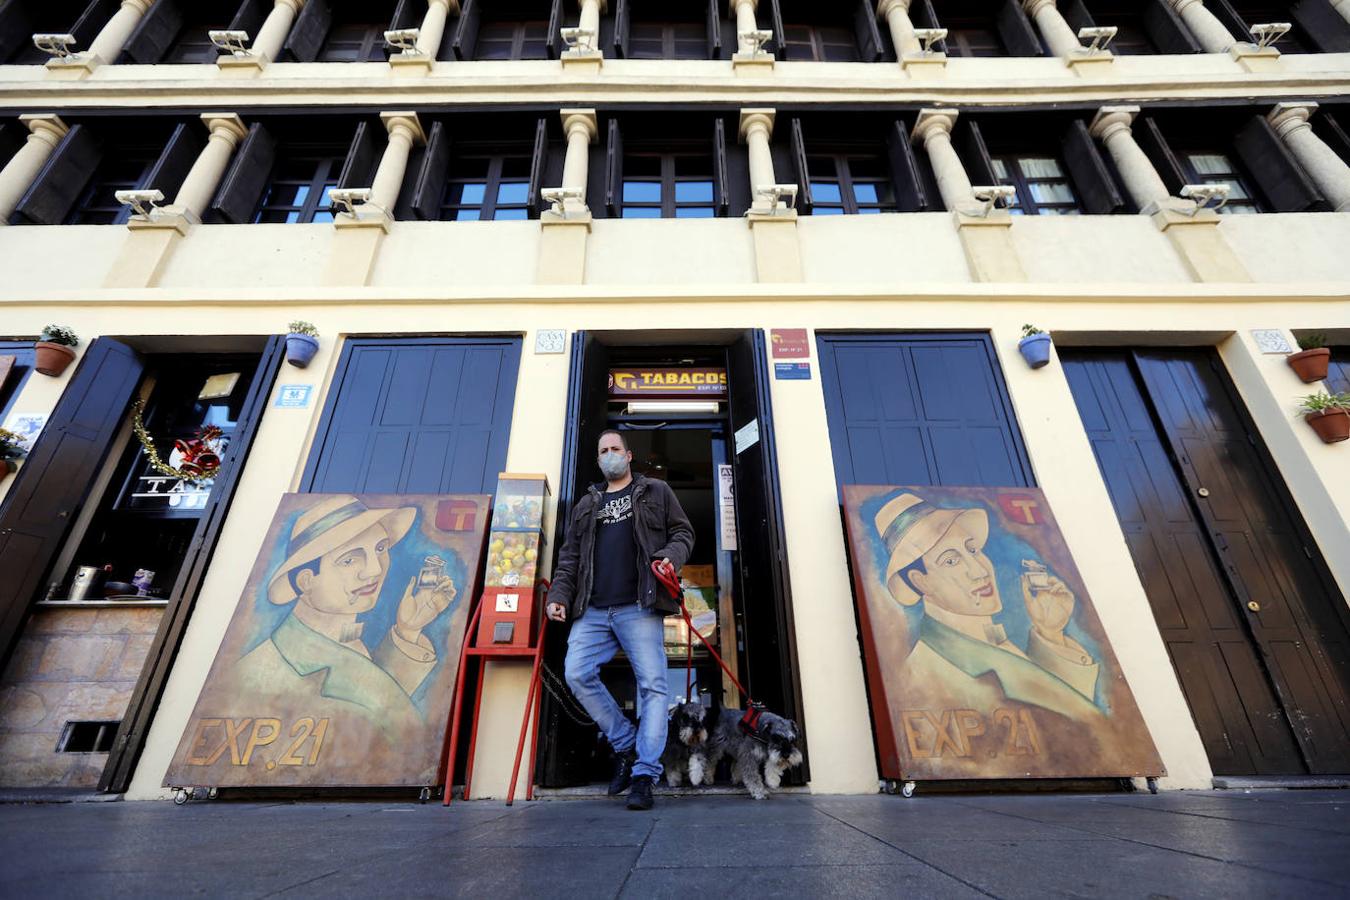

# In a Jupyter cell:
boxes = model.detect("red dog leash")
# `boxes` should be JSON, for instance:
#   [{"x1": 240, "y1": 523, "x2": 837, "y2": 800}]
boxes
[{"x1": 651, "y1": 560, "x2": 758, "y2": 712}]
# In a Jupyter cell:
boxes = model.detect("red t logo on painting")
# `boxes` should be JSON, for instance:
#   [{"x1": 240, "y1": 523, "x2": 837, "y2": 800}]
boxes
[{"x1": 998, "y1": 494, "x2": 1043, "y2": 526}]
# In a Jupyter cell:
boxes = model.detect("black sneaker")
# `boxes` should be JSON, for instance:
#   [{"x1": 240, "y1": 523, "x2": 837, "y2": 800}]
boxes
[
  {"x1": 608, "y1": 750, "x2": 637, "y2": 796},
  {"x1": 626, "y1": 775, "x2": 655, "y2": 811}
]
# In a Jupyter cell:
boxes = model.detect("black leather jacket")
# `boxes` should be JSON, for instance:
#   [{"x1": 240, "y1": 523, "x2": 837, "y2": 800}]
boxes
[{"x1": 547, "y1": 473, "x2": 695, "y2": 618}]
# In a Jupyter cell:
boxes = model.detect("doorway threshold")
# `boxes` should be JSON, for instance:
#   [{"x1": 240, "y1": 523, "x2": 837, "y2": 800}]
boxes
[
  {"x1": 534, "y1": 784, "x2": 810, "y2": 799},
  {"x1": 1212, "y1": 775, "x2": 1350, "y2": 790}
]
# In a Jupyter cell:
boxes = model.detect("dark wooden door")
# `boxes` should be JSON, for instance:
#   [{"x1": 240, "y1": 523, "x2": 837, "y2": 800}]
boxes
[
  {"x1": 302, "y1": 337, "x2": 522, "y2": 494},
  {"x1": 1064, "y1": 350, "x2": 1350, "y2": 775}
]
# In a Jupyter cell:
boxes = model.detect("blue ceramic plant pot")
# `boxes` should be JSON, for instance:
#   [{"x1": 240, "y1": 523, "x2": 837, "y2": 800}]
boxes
[
  {"x1": 285, "y1": 333, "x2": 319, "y2": 368},
  {"x1": 1018, "y1": 333, "x2": 1053, "y2": 369}
]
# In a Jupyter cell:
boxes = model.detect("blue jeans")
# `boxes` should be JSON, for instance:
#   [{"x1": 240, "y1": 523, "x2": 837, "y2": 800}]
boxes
[{"x1": 564, "y1": 603, "x2": 669, "y2": 780}]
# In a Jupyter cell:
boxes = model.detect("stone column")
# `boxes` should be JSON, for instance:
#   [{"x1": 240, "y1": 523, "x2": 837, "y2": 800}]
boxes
[
  {"x1": 578, "y1": 0, "x2": 605, "y2": 40},
  {"x1": 1088, "y1": 106, "x2": 1171, "y2": 213},
  {"x1": 0, "y1": 115, "x2": 69, "y2": 224},
  {"x1": 739, "y1": 109, "x2": 780, "y2": 209},
  {"x1": 1166, "y1": 0, "x2": 1237, "y2": 52},
  {"x1": 1334, "y1": 0, "x2": 1350, "y2": 25},
  {"x1": 170, "y1": 114, "x2": 249, "y2": 221},
  {"x1": 416, "y1": 0, "x2": 456, "y2": 55},
  {"x1": 253, "y1": 0, "x2": 306, "y2": 62},
  {"x1": 557, "y1": 109, "x2": 598, "y2": 213},
  {"x1": 86, "y1": 0, "x2": 156, "y2": 63},
  {"x1": 734, "y1": 0, "x2": 759, "y2": 53},
  {"x1": 1022, "y1": 0, "x2": 1084, "y2": 57},
  {"x1": 1267, "y1": 103, "x2": 1350, "y2": 212},
  {"x1": 911, "y1": 109, "x2": 974, "y2": 213},
  {"x1": 368, "y1": 112, "x2": 427, "y2": 214},
  {"x1": 878, "y1": 0, "x2": 922, "y2": 57},
  {"x1": 561, "y1": 0, "x2": 606, "y2": 67}
]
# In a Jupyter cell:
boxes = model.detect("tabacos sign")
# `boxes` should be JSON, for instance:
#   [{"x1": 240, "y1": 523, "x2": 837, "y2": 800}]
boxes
[{"x1": 608, "y1": 367, "x2": 728, "y2": 399}]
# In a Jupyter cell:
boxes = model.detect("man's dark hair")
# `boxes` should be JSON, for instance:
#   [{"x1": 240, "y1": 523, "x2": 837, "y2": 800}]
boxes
[
  {"x1": 288, "y1": 557, "x2": 322, "y2": 595},
  {"x1": 598, "y1": 429, "x2": 628, "y2": 450}
]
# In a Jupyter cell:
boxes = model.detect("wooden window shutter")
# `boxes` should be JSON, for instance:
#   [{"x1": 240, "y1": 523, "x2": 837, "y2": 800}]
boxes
[
  {"x1": 997, "y1": 0, "x2": 1044, "y2": 56},
  {"x1": 527, "y1": 117, "x2": 549, "y2": 219},
  {"x1": 1061, "y1": 0, "x2": 1094, "y2": 32},
  {"x1": 337, "y1": 120, "x2": 382, "y2": 190},
  {"x1": 0, "y1": 120, "x2": 24, "y2": 169},
  {"x1": 713, "y1": 117, "x2": 729, "y2": 217},
  {"x1": 886, "y1": 119, "x2": 929, "y2": 212},
  {"x1": 789, "y1": 117, "x2": 812, "y2": 213},
  {"x1": 393, "y1": 138, "x2": 426, "y2": 222},
  {"x1": 9, "y1": 124, "x2": 102, "y2": 226},
  {"x1": 1143, "y1": 0, "x2": 1202, "y2": 53},
  {"x1": 409, "y1": 120, "x2": 450, "y2": 221},
  {"x1": 0, "y1": 338, "x2": 145, "y2": 670},
  {"x1": 1291, "y1": 0, "x2": 1350, "y2": 52},
  {"x1": 545, "y1": 0, "x2": 564, "y2": 59},
  {"x1": 283, "y1": 0, "x2": 331, "y2": 62},
  {"x1": 1134, "y1": 116, "x2": 1186, "y2": 194},
  {"x1": 389, "y1": 0, "x2": 425, "y2": 31},
  {"x1": 209, "y1": 122, "x2": 276, "y2": 224},
  {"x1": 1234, "y1": 115, "x2": 1327, "y2": 212},
  {"x1": 71, "y1": 0, "x2": 120, "y2": 52},
  {"x1": 956, "y1": 119, "x2": 996, "y2": 187},
  {"x1": 142, "y1": 121, "x2": 206, "y2": 201},
  {"x1": 452, "y1": 0, "x2": 481, "y2": 59},
  {"x1": 228, "y1": 0, "x2": 269, "y2": 36},
  {"x1": 853, "y1": 0, "x2": 883, "y2": 61},
  {"x1": 604, "y1": 117, "x2": 623, "y2": 217},
  {"x1": 766, "y1": 0, "x2": 786, "y2": 58},
  {"x1": 1201, "y1": 0, "x2": 1247, "y2": 42},
  {"x1": 911, "y1": 0, "x2": 946, "y2": 54},
  {"x1": 122, "y1": 0, "x2": 184, "y2": 63},
  {"x1": 1061, "y1": 119, "x2": 1125, "y2": 214},
  {"x1": 0, "y1": 0, "x2": 35, "y2": 63},
  {"x1": 1315, "y1": 111, "x2": 1350, "y2": 167},
  {"x1": 612, "y1": 0, "x2": 630, "y2": 58},
  {"x1": 706, "y1": 0, "x2": 721, "y2": 59}
]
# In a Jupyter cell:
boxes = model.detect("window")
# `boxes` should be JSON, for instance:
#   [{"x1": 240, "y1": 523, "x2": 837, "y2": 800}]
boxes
[
  {"x1": 991, "y1": 156, "x2": 1082, "y2": 216},
  {"x1": 628, "y1": 21, "x2": 707, "y2": 59},
  {"x1": 160, "y1": 1, "x2": 237, "y2": 63},
  {"x1": 1088, "y1": 14, "x2": 1155, "y2": 55},
  {"x1": 317, "y1": 21, "x2": 390, "y2": 61},
  {"x1": 0, "y1": 342, "x2": 37, "y2": 421},
  {"x1": 1224, "y1": 2, "x2": 1312, "y2": 52},
  {"x1": 807, "y1": 154, "x2": 896, "y2": 215},
  {"x1": 440, "y1": 155, "x2": 532, "y2": 221},
  {"x1": 3, "y1": 0, "x2": 91, "y2": 64},
  {"x1": 944, "y1": 19, "x2": 1006, "y2": 57},
  {"x1": 475, "y1": 20, "x2": 549, "y2": 59},
  {"x1": 66, "y1": 147, "x2": 160, "y2": 225},
  {"x1": 621, "y1": 153, "x2": 715, "y2": 218},
  {"x1": 782, "y1": 24, "x2": 859, "y2": 61},
  {"x1": 253, "y1": 147, "x2": 347, "y2": 224},
  {"x1": 1180, "y1": 152, "x2": 1263, "y2": 214}
]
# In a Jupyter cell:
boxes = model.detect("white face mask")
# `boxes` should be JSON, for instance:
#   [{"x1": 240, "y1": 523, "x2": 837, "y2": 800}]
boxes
[{"x1": 598, "y1": 452, "x2": 629, "y2": 480}]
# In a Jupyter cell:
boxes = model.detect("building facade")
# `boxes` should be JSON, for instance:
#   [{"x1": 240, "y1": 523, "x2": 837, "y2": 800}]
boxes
[{"x1": 0, "y1": 0, "x2": 1348, "y2": 799}]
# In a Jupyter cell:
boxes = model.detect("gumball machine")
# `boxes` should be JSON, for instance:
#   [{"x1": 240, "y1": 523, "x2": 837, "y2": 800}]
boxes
[{"x1": 475, "y1": 473, "x2": 550, "y2": 649}]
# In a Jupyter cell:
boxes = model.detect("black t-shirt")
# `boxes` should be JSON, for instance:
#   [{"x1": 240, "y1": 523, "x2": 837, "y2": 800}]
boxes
[{"x1": 589, "y1": 483, "x2": 639, "y2": 608}]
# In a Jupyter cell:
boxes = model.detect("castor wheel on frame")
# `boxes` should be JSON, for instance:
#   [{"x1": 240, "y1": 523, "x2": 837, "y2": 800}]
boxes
[
  {"x1": 901, "y1": 781, "x2": 916, "y2": 798},
  {"x1": 173, "y1": 788, "x2": 189, "y2": 805},
  {"x1": 419, "y1": 787, "x2": 431, "y2": 804}
]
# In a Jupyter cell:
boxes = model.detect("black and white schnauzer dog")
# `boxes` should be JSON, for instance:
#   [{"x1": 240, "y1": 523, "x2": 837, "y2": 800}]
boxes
[
  {"x1": 663, "y1": 702, "x2": 803, "y2": 799},
  {"x1": 661, "y1": 701, "x2": 717, "y2": 787}
]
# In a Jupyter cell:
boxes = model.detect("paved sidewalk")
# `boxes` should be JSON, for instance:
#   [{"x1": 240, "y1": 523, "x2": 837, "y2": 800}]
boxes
[{"x1": 1, "y1": 789, "x2": 1347, "y2": 898}]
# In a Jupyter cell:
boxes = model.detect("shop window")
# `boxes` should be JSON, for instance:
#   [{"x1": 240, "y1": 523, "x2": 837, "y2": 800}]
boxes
[
  {"x1": 782, "y1": 24, "x2": 859, "y2": 61},
  {"x1": 620, "y1": 153, "x2": 716, "y2": 218},
  {"x1": 0, "y1": 0, "x2": 106, "y2": 65},
  {"x1": 475, "y1": 19, "x2": 549, "y2": 59},
  {"x1": 439, "y1": 154, "x2": 533, "y2": 220},
  {"x1": 806, "y1": 154, "x2": 897, "y2": 215},
  {"x1": 1179, "y1": 152, "x2": 1263, "y2": 214},
  {"x1": 628, "y1": 21, "x2": 706, "y2": 58},
  {"x1": 252, "y1": 146, "x2": 347, "y2": 223},
  {"x1": 991, "y1": 155, "x2": 1082, "y2": 215},
  {"x1": 58, "y1": 721, "x2": 120, "y2": 753},
  {"x1": 0, "y1": 341, "x2": 37, "y2": 421}
]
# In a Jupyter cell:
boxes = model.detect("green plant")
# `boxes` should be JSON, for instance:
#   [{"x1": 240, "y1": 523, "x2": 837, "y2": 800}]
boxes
[
  {"x1": 1296, "y1": 332, "x2": 1327, "y2": 352},
  {"x1": 0, "y1": 428, "x2": 26, "y2": 460},
  {"x1": 1021, "y1": 324, "x2": 1045, "y2": 338},
  {"x1": 39, "y1": 324, "x2": 78, "y2": 347},
  {"x1": 288, "y1": 320, "x2": 319, "y2": 337},
  {"x1": 1297, "y1": 391, "x2": 1350, "y2": 415}
]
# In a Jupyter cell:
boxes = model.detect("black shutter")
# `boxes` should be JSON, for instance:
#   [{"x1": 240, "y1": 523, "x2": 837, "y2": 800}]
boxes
[
  {"x1": 1062, "y1": 0, "x2": 1094, "y2": 32},
  {"x1": 409, "y1": 120, "x2": 450, "y2": 221},
  {"x1": 527, "y1": 117, "x2": 548, "y2": 219},
  {"x1": 209, "y1": 122, "x2": 275, "y2": 224},
  {"x1": 545, "y1": 0, "x2": 564, "y2": 58},
  {"x1": 0, "y1": 339, "x2": 144, "y2": 670},
  {"x1": 1134, "y1": 116, "x2": 1186, "y2": 194},
  {"x1": 789, "y1": 117, "x2": 812, "y2": 213},
  {"x1": 393, "y1": 138, "x2": 426, "y2": 221},
  {"x1": 853, "y1": 0, "x2": 882, "y2": 61},
  {"x1": 228, "y1": 0, "x2": 268, "y2": 35},
  {"x1": 1316, "y1": 110, "x2": 1350, "y2": 167},
  {"x1": 706, "y1": 0, "x2": 721, "y2": 59},
  {"x1": 10, "y1": 125, "x2": 102, "y2": 226},
  {"x1": 389, "y1": 0, "x2": 424, "y2": 31},
  {"x1": 1203, "y1": 0, "x2": 1248, "y2": 42},
  {"x1": 911, "y1": 0, "x2": 947, "y2": 54},
  {"x1": 613, "y1": 0, "x2": 630, "y2": 57},
  {"x1": 122, "y1": 0, "x2": 184, "y2": 63},
  {"x1": 1291, "y1": 0, "x2": 1350, "y2": 52},
  {"x1": 451, "y1": 0, "x2": 481, "y2": 59},
  {"x1": 1234, "y1": 115, "x2": 1327, "y2": 212},
  {"x1": 0, "y1": 0, "x2": 35, "y2": 64},
  {"x1": 71, "y1": 0, "x2": 119, "y2": 53},
  {"x1": 767, "y1": 0, "x2": 786, "y2": 58},
  {"x1": 337, "y1": 120, "x2": 382, "y2": 190},
  {"x1": 1062, "y1": 119, "x2": 1125, "y2": 214},
  {"x1": 604, "y1": 117, "x2": 623, "y2": 217},
  {"x1": 713, "y1": 117, "x2": 729, "y2": 217},
  {"x1": 1143, "y1": 0, "x2": 1202, "y2": 53},
  {"x1": 997, "y1": 0, "x2": 1044, "y2": 56},
  {"x1": 0, "y1": 120, "x2": 24, "y2": 169},
  {"x1": 142, "y1": 122, "x2": 205, "y2": 200},
  {"x1": 283, "y1": 0, "x2": 331, "y2": 62},
  {"x1": 957, "y1": 119, "x2": 996, "y2": 186},
  {"x1": 886, "y1": 119, "x2": 928, "y2": 212}
]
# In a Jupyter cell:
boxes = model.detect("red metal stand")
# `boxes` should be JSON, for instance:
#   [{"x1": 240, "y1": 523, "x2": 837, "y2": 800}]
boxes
[{"x1": 441, "y1": 581, "x2": 549, "y2": 806}]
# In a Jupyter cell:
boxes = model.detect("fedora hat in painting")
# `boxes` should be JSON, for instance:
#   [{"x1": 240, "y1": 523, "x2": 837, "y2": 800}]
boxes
[
  {"x1": 267, "y1": 495, "x2": 416, "y2": 605},
  {"x1": 872, "y1": 492, "x2": 989, "y2": 606}
]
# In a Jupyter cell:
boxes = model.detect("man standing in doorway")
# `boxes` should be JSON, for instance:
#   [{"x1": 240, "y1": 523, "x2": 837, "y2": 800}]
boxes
[{"x1": 547, "y1": 430, "x2": 695, "y2": 811}]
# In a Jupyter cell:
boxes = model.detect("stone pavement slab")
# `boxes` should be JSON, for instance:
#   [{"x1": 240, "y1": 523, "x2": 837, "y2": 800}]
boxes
[{"x1": 0, "y1": 790, "x2": 1345, "y2": 899}]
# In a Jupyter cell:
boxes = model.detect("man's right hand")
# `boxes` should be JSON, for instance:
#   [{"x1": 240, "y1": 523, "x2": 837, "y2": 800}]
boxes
[{"x1": 546, "y1": 601, "x2": 568, "y2": 623}]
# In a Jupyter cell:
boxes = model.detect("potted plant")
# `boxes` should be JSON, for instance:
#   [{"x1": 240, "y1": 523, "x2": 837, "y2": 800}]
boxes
[
  {"x1": 34, "y1": 324, "x2": 78, "y2": 377},
  {"x1": 1298, "y1": 391, "x2": 1350, "y2": 444},
  {"x1": 0, "y1": 427, "x2": 25, "y2": 485},
  {"x1": 1287, "y1": 332, "x2": 1330, "y2": 384},
  {"x1": 1018, "y1": 324, "x2": 1053, "y2": 369},
  {"x1": 285, "y1": 321, "x2": 320, "y2": 368}
]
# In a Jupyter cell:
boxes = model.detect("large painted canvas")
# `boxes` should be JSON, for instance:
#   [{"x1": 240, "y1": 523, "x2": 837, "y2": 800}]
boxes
[
  {"x1": 842, "y1": 485, "x2": 1164, "y2": 782},
  {"x1": 164, "y1": 493, "x2": 489, "y2": 789}
]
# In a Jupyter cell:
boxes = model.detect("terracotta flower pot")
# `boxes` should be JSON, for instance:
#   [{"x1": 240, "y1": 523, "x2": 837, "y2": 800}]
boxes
[
  {"x1": 34, "y1": 341, "x2": 76, "y2": 377},
  {"x1": 1287, "y1": 348, "x2": 1330, "y2": 384},
  {"x1": 0, "y1": 459, "x2": 13, "y2": 484},
  {"x1": 1305, "y1": 408, "x2": 1350, "y2": 444}
]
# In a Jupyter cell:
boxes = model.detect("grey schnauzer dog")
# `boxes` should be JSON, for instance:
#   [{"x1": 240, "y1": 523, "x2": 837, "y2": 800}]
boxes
[
  {"x1": 661, "y1": 701, "x2": 716, "y2": 787},
  {"x1": 704, "y1": 708, "x2": 804, "y2": 800}
]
